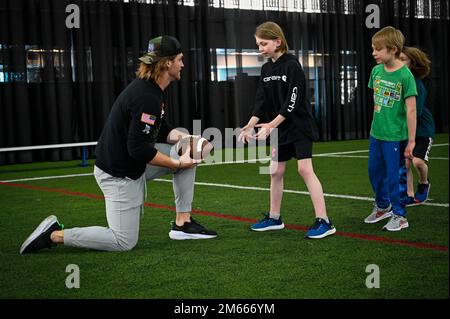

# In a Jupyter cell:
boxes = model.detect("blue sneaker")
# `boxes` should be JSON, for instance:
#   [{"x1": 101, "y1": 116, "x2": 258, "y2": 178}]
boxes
[
  {"x1": 414, "y1": 182, "x2": 430, "y2": 204},
  {"x1": 305, "y1": 218, "x2": 336, "y2": 239},
  {"x1": 250, "y1": 214, "x2": 285, "y2": 232}
]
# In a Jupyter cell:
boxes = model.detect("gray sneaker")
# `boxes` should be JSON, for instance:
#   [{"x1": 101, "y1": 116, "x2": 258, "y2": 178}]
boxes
[
  {"x1": 364, "y1": 204, "x2": 393, "y2": 224},
  {"x1": 382, "y1": 215, "x2": 409, "y2": 231}
]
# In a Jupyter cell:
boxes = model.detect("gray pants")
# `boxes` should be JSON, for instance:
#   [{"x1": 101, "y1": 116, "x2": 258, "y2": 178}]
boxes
[{"x1": 64, "y1": 143, "x2": 196, "y2": 251}]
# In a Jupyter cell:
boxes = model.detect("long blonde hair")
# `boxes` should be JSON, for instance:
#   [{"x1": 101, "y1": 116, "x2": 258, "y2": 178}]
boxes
[
  {"x1": 135, "y1": 55, "x2": 176, "y2": 82},
  {"x1": 255, "y1": 21, "x2": 288, "y2": 53}
]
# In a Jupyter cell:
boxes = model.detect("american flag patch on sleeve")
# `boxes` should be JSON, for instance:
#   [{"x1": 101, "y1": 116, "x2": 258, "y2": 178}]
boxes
[{"x1": 141, "y1": 113, "x2": 157, "y2": 125}]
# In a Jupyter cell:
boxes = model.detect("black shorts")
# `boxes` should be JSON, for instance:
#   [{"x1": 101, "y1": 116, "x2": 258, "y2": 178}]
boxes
[
  {"x1": 413, "y1": 136, "x2": 433, "y2": 161},
  {"x1": 272, "y1": 138, "x2": 313, "y2": 162}
]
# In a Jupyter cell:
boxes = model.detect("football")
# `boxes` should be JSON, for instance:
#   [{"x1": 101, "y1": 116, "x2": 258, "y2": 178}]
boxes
[{"x1": 176, "y1": 135, "x2": 214, "y2": 161}]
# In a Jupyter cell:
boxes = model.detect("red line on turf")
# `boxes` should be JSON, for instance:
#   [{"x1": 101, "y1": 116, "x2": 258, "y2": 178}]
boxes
[{"x1": 1, "y1": 181, "x2": 448, "y2": 253}]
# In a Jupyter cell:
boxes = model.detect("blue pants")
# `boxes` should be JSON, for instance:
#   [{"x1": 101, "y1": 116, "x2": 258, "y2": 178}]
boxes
[{"x1": 368, "y1": 136, "x2": 406, "y2": 217}]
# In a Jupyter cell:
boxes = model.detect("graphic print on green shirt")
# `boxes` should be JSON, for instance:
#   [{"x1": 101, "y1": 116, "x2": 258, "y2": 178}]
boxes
[{"x1": 373, "y1": 78, "x2": 402, "y2": 111}]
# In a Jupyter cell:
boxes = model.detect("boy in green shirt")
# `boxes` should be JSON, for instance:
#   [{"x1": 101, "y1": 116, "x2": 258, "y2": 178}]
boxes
[{"x1": 364, "y1": 26, "x2": 417, "y2": 231}]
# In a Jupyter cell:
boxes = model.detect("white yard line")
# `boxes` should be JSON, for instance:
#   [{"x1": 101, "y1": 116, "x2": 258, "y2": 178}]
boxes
[
  {"x1": 2, "y1": 144, "x2": 448, "y2": 206},
  {"x1": 314, "y1": 143, "x2": 448, "y2": 159},
  {"x1": 430, "y1": 143, "x2": 449, "y2": 147},
  {"x1": 152, "y1": 179, "x2": 448, "y2": 208},
  {"x1": 314, "y1": 150, "x2": 370, "y2": 157},
  {"x1": 0, "y1": 173, "x2": 94, "y2": 183},
  {"x1": 315, "y1": 143, "x2": 448, "y2": 157},
  {"x1": 1, "y1": 173, "x2": 448, "y2": 208},
  {"x1": 322, "y1": 155, "x2": 448, "y2": 160}
]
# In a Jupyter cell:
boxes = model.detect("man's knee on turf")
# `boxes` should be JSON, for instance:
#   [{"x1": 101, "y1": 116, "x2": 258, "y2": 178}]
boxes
[{"x1": 114, "y1": 233, "x2": 139, "y2": 251}]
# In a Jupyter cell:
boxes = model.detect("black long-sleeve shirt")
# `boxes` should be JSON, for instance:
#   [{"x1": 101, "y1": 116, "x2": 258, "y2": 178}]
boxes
[
  {"x1": 253, "y1": 53, "x2": 319, "y2": 144},
  {"x1": 95, "y1": 78, "x2": 173, "y2": 179}
]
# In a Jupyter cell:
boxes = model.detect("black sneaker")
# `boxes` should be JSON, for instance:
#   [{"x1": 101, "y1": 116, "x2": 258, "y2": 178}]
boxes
[
  {"x1": 169, "y1": 218, "x2": 218, "y2": 240},
  {"x1": 20, "y1": 215, "x2": 64, "y2": 254}
]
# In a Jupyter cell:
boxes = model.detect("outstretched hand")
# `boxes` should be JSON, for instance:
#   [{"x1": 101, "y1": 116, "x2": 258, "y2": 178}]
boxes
[
  {"x1": 253, "y1": 123, "x2": 275, "y2": 140},
  {"x1": 178, "y1": 146, "x2": 197, "y2": 169},
  {"x1": 238, "y1": 124, "x2": 256, "y2": 144}
]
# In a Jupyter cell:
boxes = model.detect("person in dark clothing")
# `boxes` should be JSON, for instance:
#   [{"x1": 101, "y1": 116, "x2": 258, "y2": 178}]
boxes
[
  {"x1": 239, "y1": 21, "x2": 336, "y2": 239},
  {"x1": 399, "y1": 46, "x2": 435, "y2": 205},
  {"x1": 20, "y1": 35, "x2": 217, "y2": 254}
]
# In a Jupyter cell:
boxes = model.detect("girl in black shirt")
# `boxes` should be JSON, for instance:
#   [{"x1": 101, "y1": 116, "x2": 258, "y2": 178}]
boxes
[{"x1": 239, "y1": 22, "x2": 336, "y2": 239}]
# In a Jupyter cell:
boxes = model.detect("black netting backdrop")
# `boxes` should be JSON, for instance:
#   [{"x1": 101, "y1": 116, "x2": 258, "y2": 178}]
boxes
[{"x1": 0, "y1": 0, "x2": 448, "y2": 163}]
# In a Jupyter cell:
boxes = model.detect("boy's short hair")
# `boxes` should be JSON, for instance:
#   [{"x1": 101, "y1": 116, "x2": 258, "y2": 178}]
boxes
[{"x1": 372, "y1": 26, "x2": 405, "y2": 58}]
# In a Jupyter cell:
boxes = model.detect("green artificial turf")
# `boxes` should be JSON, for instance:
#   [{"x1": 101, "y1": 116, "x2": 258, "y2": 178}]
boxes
[{"x1": 0, "y1": 134, "x2": 448, "y2": 299}]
